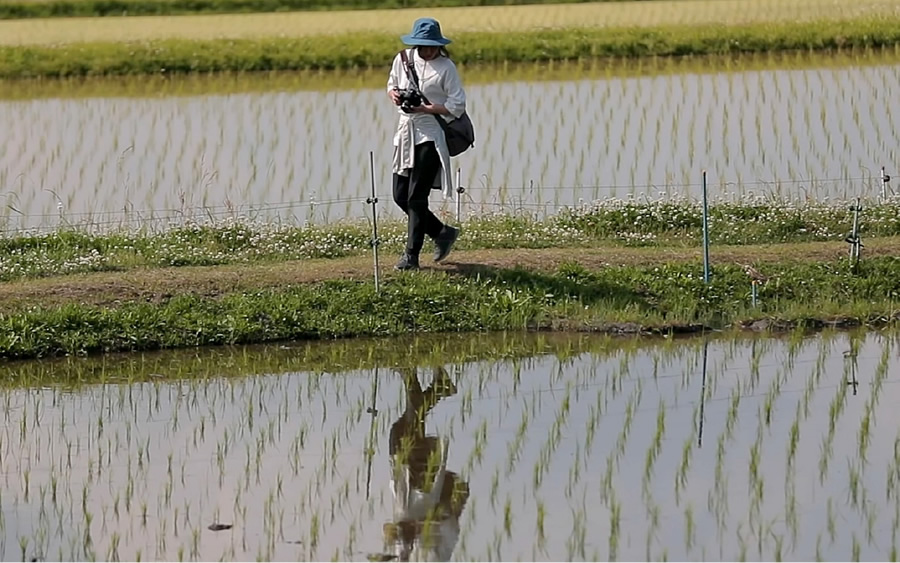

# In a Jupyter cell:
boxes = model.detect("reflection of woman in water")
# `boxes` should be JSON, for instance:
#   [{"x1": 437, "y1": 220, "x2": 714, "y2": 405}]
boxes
[{"x1": 383, "y1": 366, "x2": 469, "y2": 562}]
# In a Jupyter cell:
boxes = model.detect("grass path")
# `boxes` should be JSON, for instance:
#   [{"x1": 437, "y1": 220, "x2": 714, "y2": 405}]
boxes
[
  {"x1": 2, "y1": 236, "x2": 897, "y2": 312},
  {"x1": 1, "y1": 0, "x2": 897, "y2": 45}
]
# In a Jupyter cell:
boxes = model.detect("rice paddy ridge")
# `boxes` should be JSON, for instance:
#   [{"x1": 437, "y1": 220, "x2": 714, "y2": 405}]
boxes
[
  {"x1": 3, "y1": 0, "x2": 898, "y2": 46},
  {"x1": 1, "y1": 46, "x2": 897, "y2": 100},
  {"x1": 1, "y1": 235, "x2": 900, "y2": 359},
  {"x1": 1, "y1": 0, "x2": 899, "y2": 77}
]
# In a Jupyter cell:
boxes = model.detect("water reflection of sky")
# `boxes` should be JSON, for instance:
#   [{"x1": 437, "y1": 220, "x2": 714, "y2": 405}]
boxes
[
  {"x1": 1, "y1": 57, "x2": 898, "y2": 229},
  {"x1": 1, "y1": 329, "x2": 899, "y2": 561}
]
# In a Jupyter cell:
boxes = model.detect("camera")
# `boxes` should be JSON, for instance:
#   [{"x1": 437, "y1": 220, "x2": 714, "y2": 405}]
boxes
[{"x1": 395, "y1": 87, "x2": 423, "y2": 113}]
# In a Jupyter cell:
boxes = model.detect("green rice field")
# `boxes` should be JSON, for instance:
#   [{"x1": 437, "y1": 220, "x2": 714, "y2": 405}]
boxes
[
  {"x1": 2, "y1": 50, "x2": 897, "y2": 232},
  {"x1": 2, "y1": 329, "x2": 899, "y2": 560}
]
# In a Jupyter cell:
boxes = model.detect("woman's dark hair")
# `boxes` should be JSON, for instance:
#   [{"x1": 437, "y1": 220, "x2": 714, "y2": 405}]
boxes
[{"x1": 416, "y1": 45, "x2": 451, "y2": 59}]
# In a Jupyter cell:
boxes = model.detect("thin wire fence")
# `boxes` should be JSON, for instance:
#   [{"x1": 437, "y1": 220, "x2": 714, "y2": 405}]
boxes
[{"x1": 0, "y1": 169, "x2": 895, "y2": 236}]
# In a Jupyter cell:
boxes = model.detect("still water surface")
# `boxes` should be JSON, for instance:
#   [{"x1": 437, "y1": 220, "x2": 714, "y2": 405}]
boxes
[
  {"x1": 1, "y1": 52, "x2": 898, "y2": 231},
  {"x1": 1, "y1": 329, "x2": 899, "y2": 561}
]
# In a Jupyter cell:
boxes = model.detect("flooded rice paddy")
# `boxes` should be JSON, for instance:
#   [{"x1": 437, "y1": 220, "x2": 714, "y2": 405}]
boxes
[
  {"x1": 1, "y1": 329, "x2": 900, "y2": 561},
  {"x1": 1, "y1": 51, "x2": 899, "y2": 232}
]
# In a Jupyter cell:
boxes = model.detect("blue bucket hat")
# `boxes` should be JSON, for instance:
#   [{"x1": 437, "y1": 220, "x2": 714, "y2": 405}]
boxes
[{"x1": 401, "y1": 17, "x2": 452, "y2": 46}]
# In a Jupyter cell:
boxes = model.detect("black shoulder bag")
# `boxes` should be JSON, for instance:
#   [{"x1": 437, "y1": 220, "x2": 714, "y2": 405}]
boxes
[{"x1": 399, "y1": 48, "x2": 475, "y2": 157}]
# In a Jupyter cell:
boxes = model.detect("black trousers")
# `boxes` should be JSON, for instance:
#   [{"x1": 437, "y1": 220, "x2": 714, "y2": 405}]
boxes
[{"x1": 392, "y1": 141, "x2": 445, "y2": 257}]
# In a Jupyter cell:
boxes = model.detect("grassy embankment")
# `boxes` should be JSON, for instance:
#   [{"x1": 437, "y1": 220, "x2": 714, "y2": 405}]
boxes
[
  {"x1": 0, "y1": 328, "x2": 830, "y2": 389},
  {"x1": 1, "y1": 199, "x2": 899, "y2": 360},
  {"x1": 0, "y1": 329, "x2": 688, "y2": 386},
  {"x1": 1, "y1": 47, "x2": 897, "y2": 101},
  {"x1": 1, "y1": 0, "x2": 899, "y2": 77}
]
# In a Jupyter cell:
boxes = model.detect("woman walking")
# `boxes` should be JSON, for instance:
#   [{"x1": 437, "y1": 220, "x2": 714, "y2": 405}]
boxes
[{"x1": 387, "y1": 17, "x2": 466, "y2": 271}]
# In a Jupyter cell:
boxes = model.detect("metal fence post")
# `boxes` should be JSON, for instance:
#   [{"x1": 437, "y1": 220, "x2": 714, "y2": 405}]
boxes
[
  {"x1": 455, "y1": 167, "x2": 465, "y2": 223},
  {"x1": 701, "y1": 170, "x2": 711, "y2": 284},
  {"x1": 883, "y1": 166, "x2": 893, "y2": 201},
  {"x1": 697, "y1": 338, "x2": 709, "y2": 447},
  {"x1": 365, "y1": 365, "x2": 379, "y2": 498},
  {"x1": 367, "y1": 151, "x2": 381, "y2": 292},
  {"x1": 845, "y1": 197, "x2": 862, "y2": 274}
]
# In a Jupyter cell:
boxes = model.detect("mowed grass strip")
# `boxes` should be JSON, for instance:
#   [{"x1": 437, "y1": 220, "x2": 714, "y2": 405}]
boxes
[
  {"x1": 2, "y1": 254, "x2": 900, "y2": 360},
  {"x1": 3, "y1": 197, "x2": 900, "y2": 286},
  {"x1": 1, "y1": 0, "x2": 898, "y2": 46},
  {"x1": 2, "y1": 237, "x2": 900, "y2": 313}
]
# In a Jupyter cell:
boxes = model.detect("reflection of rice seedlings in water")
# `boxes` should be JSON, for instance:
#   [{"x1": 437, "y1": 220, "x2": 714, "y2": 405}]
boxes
[
  {"x1": 519, "y1": 495, "x2": 539, "y2": 553},
  {"x1": 683, "y1": 503, "x2": 695, "y2": 554},
  {"x1": 614, "y1": 383, "x2": 639, "y2": 463},
  {"x1": 745, "y1": 339, "x2": 767, "y2": 390},
  {"x1": 568, "y1": 505, "x2": 587, "y2": 561},
  {"x1": 710, "y1": 431, "x2": 729, "y2": 530},
  {"x1": 886, "y1": 432, "x2": 900, "y2": 504},
  {"x1": 642, "y1": 399, "x2": 665, "y2": 500},
  {"x1": 606, "y1": 493, "x2": 620, "y2": 562},
  {"x1": 584, "y1": 392, "x2": 601, "y2": 455},
  {"x1": 824, "y1": 349, "x2": 852, "y2": 469},
  {"x1": 786, "y1": 402, "x2": 801, "y2": 469},
  {"x1": 748, "y1": 416, "x2": 763, "y2": 508},
  {"x1": 762, "y1": 365, "x2": 783, "y2": 427},
  {"x1": 864, "y1": 500, "x2": 878, "y2": 546},
  {"x1": 847, "y1": 458, "x2": 862, "y2": 509},
  {"x1": 675, "y1": 432, "x2": 693, "y2": 505},
  {"x1": 858, "y1": 397, "x2": 873, "y2": 465},
  {"x1": 724, "y1": 383, "x2": 742, "y2": 440},
  {"x1": 871, "y1": 339, "x2": 891, "y2": 405}
]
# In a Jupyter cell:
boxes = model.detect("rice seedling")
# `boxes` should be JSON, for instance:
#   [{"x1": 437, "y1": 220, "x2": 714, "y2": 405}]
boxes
[
  {"x1": 684, "y1": 503, "x2": 696, "y2": 553},
  {"x1": 642, "y1": 398, "x2": 666, "y2": 498},
  {"x1": 859, "y1": 398, "x2": 874, "y2": 464},
  {"x1": 503, "y1": 498, "x2": 512, "y2": 539},
  {"x1": 675, "y1": 436, "x2": 692, "y2": 503},
  {"x1": 608, "y1": 494, "x2": 621, "y2": 562}
]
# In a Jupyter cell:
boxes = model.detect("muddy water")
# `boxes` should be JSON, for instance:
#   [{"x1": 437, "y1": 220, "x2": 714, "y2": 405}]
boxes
[
  {"x1": 1, "y1": 328, "x2": 898, "y2": 561},
  {"x1": 1, "y1": 51, "x2": 898, "y2": 232}
]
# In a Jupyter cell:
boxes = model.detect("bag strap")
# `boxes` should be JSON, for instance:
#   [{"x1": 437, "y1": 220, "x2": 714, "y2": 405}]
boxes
[{"x1": 399, "y1": 49, "x2": 424, "y2": 96}]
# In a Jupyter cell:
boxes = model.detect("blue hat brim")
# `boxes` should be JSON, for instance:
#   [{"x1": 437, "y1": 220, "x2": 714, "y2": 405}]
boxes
[{"x1": 401, "y1": 34, "x2": 451, "y2": 46}]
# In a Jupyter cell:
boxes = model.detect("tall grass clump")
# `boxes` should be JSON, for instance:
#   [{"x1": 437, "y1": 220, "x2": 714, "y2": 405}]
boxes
[{"x1": 555, "y1": 194, "x2": 900, "y2": 246}]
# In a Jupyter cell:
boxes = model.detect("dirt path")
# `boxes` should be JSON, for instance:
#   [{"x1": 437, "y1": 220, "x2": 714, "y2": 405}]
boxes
[{"x1": 2, "y1": 238, "x2": 897, "y2": 311}]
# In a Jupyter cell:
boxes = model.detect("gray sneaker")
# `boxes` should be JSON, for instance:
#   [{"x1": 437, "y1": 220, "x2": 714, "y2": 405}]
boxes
[
  {"x1": 433, "y1": 226, "x2": 460, "y2": 263},
  {"x1": 394, "y1": 253, "x2": 420, "y2": 271}
]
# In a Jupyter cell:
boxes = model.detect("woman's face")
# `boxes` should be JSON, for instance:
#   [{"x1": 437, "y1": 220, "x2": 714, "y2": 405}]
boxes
[{"x1": 417, "y1": 46, "x2": 440, "y2": 60}]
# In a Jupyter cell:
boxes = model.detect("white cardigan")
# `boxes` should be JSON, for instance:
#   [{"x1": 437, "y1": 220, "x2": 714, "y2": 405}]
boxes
[{"x1": 387, "y1": 49, "x2": 467, "y2": 198}]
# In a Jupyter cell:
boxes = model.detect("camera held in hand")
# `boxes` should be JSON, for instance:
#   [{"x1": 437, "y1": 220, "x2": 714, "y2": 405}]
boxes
[{"x1": 396, "y1": 87, "x2": 423, "y2": 113}]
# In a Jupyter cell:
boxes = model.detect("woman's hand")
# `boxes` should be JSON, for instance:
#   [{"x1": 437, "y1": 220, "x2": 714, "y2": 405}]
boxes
[
  {"x1": 388, "y1": 89, "x2": 402, "y2": 106},
  {"x1": 409, "y1": 104, "x2": 431, "y2": 114},
  {"x1": 411, "y1": 103, "x2": 447, "y2": 115}
]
